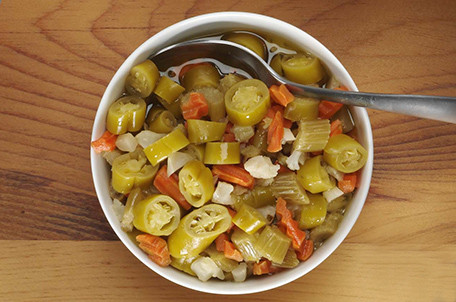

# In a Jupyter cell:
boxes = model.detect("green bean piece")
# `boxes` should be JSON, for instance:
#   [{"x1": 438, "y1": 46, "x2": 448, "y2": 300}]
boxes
[
  {"x1": 232, "y1": 204, "x2": 268, "y2": 235},
  {"x1": 107, "y1": 96, "x2": 147, "y2": 135},
  {"x1": 297, "y1": 155, "x2": 335, "y2": 194},
  {"x1": 309, "y1": 212, "x2": 343, "y2": 245},
  {"x1": 299, "y1": 193, "x2": 327, "y2": 229},
  {"x1": 204, "y1": 142, "x2": 241, "y2": 165},
  {"x1": 284, "y1": 97, "x2": 320, "y2": 122},
  {"x1": 143, "y1": 129, "x2": 190, "y2": 166},
  {"x1": 184, "y1": 144, "x2": 205, "y2": 162},
  {"x1": 293, "y1": 119, "x2": 330, "y2": 152},
  {"x1": 223, "y1": 32, "x2": 267, "y2": 60},
  {"x1": 178, "y1": 160, "x2": 215, "y2": 208},
  {"x1": 111, "y1": 149, "x2": 159, "y2": 194},
  {"x1": 126, "y1": 60, "x2": 160, "y2": 98},
  {"x1": 193, "y1": 87, "x2": 225, "y2": 122},
  {"x1": 272, "y1": 172, "x2": 310, "y2": 204},
  {"x1": 121, "y1": 187, "x2": 143, "y2": 232},
  {"x1": 205, "y1": 245, "x2": 239, "y2": 272},
  {"x1": 323, "y1": 134, "x2": 368, "y2": 173},
  {"x1": 231, "y1": 228, "x2": 262, "y2": 262},
  {"x1": 154, "y1": 76, "x2": 185, "y2": 105},
  {"x1": 187, "y1": 120, "x2": 226, "y2": 144},
  {"x1": 272, "y1": 248, "x2": 299, "y2": 268},
  {"x1": 280, "y1": 53, "x2": 325, "y2": 85},
  {"x1": 255, "y1": 226, "x2": 291, "y2": 264},
  {"x1": 148, "y1": 110, "x2": 177, "y2": 134},
  {"x1": 181, "y1": 63, "x2": 220, "y2": 91}
]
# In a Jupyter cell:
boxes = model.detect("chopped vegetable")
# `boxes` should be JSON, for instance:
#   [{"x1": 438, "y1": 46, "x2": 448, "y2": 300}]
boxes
[
  {"x1": 115, "y1": 133, "x2": 137, "y2": 152},
  {"x1": 299, "y1": 193, "x2": 327, "y2": 229},
  {"x1": 323, "y1": 186, "x2": 344, "y2": 203},
  {"x1": 280, "y1": 53, "x2": 325, "y2": 85},
  {"x1": 256, "y1": 225, "x2": 291, "y2": 264},
  {"x1": 272, "y1": 172, "x2": 310, "y2": 205},
  {"x1": 232, "y1": 204, "x2": 268, "y2": 235},
  {"x1": 121, "y1": 187, "x2": 143, "y2": 232},
  {"x1": 269, "y1": 84, "x2": 295, "y2": 107},
  {"x1": 180, "y1": 63, "x2": 220, "y2": 91},
  {"x1": 253, "y1": 259, "x2": 277, "y2": 275},
  {"x1": 231, "y1": 228, "x2": 261, "y2": 262},
  {"x1": 295, "y1": 239, "x2": 314, "y2": 261},
  {"x1": 293, "y1": 119, "x2": 330, "y2": 152},
  {"x1": 338, "y1": 173, "x2": 358, "y2": 193},
  {"x1": 267, "y1": 110, "x2": 285, "y2": 152},
  {"x1": 297, "y1": 155, "x2": 335, "y2": 194},
  {"x1": 212, "y1": 165, "x2": 255, "y2": 189},
  {"x1": 330, "y1": 119, "x2": 343, "y2": 137},
  {"x1": 167, "y1": 151, "x2": 194, "y2": 177},
  {"x1": 187, "y1": 119, "x2": 226, "y2": 144},
  {"x1": 179, "y1": 160, "x2": 215, "y2": 208},
  {"x1": 323, "y1": 134, "x2": 368, "y2": 173},
  {"x1": 136, "y1": 234, "x2": 171, "y2": 267},
  {"x1": 204, "y1": 142, "x2": 241, "y2": 165},
  {"x1": 276, "y1": 198, "x2": 307, "y2": 249},
  {"x1": 244, "y1": 155, "x2": 280, "y2": 179},
  {"x1": 107, "y1": 96, "x2": 147, "y2": 135},
  {"x1": 190, "y1": 256, "x2": 225, "y2": 282},
  {"x1": 181, "y1": 92, "x2": 209, "y2": 120},
  {"x1": 154, "y1": 76, "x2": 185, "y2": 104},
  {"x1": 91, "y1": 131, "x2": 117, "y2": 153},
  {"x1": 153, "y1": 165, "x2": 192, "y2": 210},
  {"x1": 135, "y1": 130, "x2": 165, "y2": 148},
  {"x1": 143, "y1": 129, "x2": 190, "y2": 166},
  {"x1": 126, "y1": 60, "x2": 160, "y2": 98},
  {"x1": 318, "y1": 101, "x2": 344, "y2": 120},
  {"x1": 212, "y1": 181, "x2": 234, "y2": 205},
  {"x1": 284, "y1": 97, "x2": 320, "y2": 121}
]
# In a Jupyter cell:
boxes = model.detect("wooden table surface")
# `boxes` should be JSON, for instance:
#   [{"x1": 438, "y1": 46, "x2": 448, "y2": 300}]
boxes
[{"x1": 1, "y1": 0, "x2": 455, "y2": 301}]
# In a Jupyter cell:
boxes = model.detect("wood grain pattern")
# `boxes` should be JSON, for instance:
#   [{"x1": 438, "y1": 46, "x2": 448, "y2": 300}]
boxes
[{"x1": 0, "y1": 0, "x2": 455, "y2": 300}]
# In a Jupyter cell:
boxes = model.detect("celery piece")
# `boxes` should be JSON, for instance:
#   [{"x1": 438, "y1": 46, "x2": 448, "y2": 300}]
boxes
[
  {"x1": 255, "y1": 226, "x2": 291, "y2": 264},
  {"x1": 205, "y1": 245, "x2": 238, "y2": 272},
  {"x1": 293, "y1": 119, "x2": 330, "y2": 152},
  {"x1": 272, "y1": 248, "x2": 299, "y2": 268},
  {"x1": 231, "y1": 228, "x2": 262, "y2": 262},
  {"x1": 232, "y1": 204, "x2": 268, "y2": 235},
  {"x1": 272, "y1": 172, "x2": 310, "y2": 205}
]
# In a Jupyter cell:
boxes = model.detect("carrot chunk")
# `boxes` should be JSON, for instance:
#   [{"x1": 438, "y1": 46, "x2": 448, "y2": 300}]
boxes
[
  {"x1": 267, "y1": 111, "x2": 284, "y2": 153},
  {"x1": 269, "y1": 84, "x2": 295, "y2": 107},
  {"x1": 330, "y1": 119, "x2": 343, "y2": 137},
  {"x1": 338, "y1": 173, "x2": 358, "y2": 193},
  {"x1": 91, "y1": 131, "x2": 117, "y2": 153},
  {"x1": 153, "y1": 165, "x2": 192, "y2": 210},
  {"x1": 212, "y1": 165, "x2": 255, "y2": 189},
  {"x1": 136, "y1": 234, "x2": 171, "y2": 267},
  {"x1": 181, "y1": 92, "x2": 209, "y2": 120}
]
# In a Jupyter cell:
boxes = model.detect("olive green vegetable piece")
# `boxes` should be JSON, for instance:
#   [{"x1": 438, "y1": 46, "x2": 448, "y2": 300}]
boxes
[
  {"x1": 205, "y1": 245, "x2": 239, "y2": 272},
  {"x1": 330, "y1": 106, "x2": 355, "y2": 133},
  {"x1": 251, "y1": 122, "x2": 268, "y2": 152},
  {"x1": 323, "y1": 134, "x2": 368, "y2": 173},
  {"x1": 232, "y1": 204, "x2": 268, "y2": 235},
  {"x1": 272, "y1": 172, "x2": 310, "y2": 204},
  {"x1": 270, "y1": 54, "x2": 283, "y2": 76},
  {"x1": 309, "y1": 212, "x2": 343, "y2": 245},
  {"x1": 293, "y1": 119, "x2": 330, "y2": 152},
  {"x1": 280, "y1": 53, "x2": 325, "y2": 85},
  {"x1": 167, "y1": 204, "x2": 232, "y2": 258},
  {"x1": 133, "y1": 194, "x2": 181, "y2": 236},
  {"x1": 111, "y1": 149, "x2": 159, "y2": 194},
  {"x1": 170, "y1": 256, "x2": 198, "y2": 276},
  {"x1": 255, "y1": 225, "x2": 291, "y2": 264},
  {"x1": 143, "y1": 129, "x2": 190, "y2": 166},
  {"x1": 297, "y1": 155, "x2": 335, "y2": 193},
  {"x1": 121, "y1": 187, "x2": 143, "y2": 232},
  {"x1": 157, "y1": 96, "x2": 182, "y2": 118},
  {"x1": 225, "y1": 79, "x2": 271, "y2": 126},
  {"x1": 106, "y1": 96, "x2": 147, "y2": 135},
  {"x1": 147, "y1": 109, "x2": 177, "y2": 134},
  {"x1": 284, "y1": 97, "x2": 320, "y2": 122},
  {"x1": 181, "y1": 63, "x2": 220, "y2": 91},
  {"x1": 154, "y1": 76, "x2": 185, "y2": 104},
  {"x1": 299, "y1": 193, "x2": 327, "y2": 229},
  {"x1": 187, "y1": 120, "x2": 226, "y2": 144},
  {"x1": 178, "y1": 160, "x2": 215, "y2": 208},
  {"x1": 231, "y1": 228, "x2": 262, "y2": 262},
  {"x1": 184, "y1": 144, "x2": 205, "y2": 162},
  {"x1": 232, "y1": 186, "x2": 276, "y2": 211},
  {"x1": 223, "y1": 32, "x2": 267, "y2": 60},
  {"x1": 327, "y1": 193, "x2": 351, "y2": 213},
  {"x1": 125, "y1": 60, "x2": 160, "y2": 98},
  {"x1": 204, "y1": 142, "x2": 241, "y2": 165},
  {"x1": 272, "y1": 248, "x2": 299, "y2": 268}
]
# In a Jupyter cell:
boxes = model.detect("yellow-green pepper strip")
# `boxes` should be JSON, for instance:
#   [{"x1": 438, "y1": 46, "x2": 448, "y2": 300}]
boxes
[
  {"x1": 144, "y1": 129, "x2": 190, "y2": 166},
  {"x1": 297, "y1": 155, "x2": 335, "y2": 194},
  {"x1": 223, "y1": 32, "x2": 267, "y2": 60},
  {"x1": 125, "y1": 60, "x2": 160, "y2": 98},
  {"x1": 204, "y1": 142, "x2": 240, "y2": 165},
  {"x1": 284, "y1": 97, "x2": 320, "y2": 122},
  {"x1": 121, "y1": 187, "x2": 143, "y2": 232},
  {"x1": 280, "y1": 53, "x2": 325, "y2": 85},
  {"x1": 167, "y1": 204, "x2": 232, "y2": 258},
  {"x1": 178, "y1": 160, "x2": 214, "y2": 208},
  {"x1": 255, "y1": 225, "x2": 291, "y2": 264},
  {"x1": 187, "y1": 119, "x2": 226, "y2": 144},
  {"x1": 299, "y1": 193, "x2": 327, "y2": 229},
  {"x1": 323, "y1": 134, "x2": 368, "y2": 173},
  {"x1": 270, "y1": 54, "x2": 283, "y2": 76},
  {"x1": 106, "y1": 96, "x2": 146, "y2": 135},
  {"x1": 181, "y1": 63, "x2": 220, "y2": 91},
  {"x1": 112, "y1": 149, "x2": 159, "y2": 194},
  {"x1": 232, "y1": 204, "x2": 267, "y2": 235},
  {"x1": 148, "y1": 110, "x2": 177, "y2": 134},
  {"x1": 132, "y1": 194, "x2": 181, "y2": 236},
  {"x1": 154, "y1": 76, "x2": 185, "y2": 104},
  {"x1": 225, "y1": 79, "x2": 271, "y2": 126},
  {"x1": 184, "y1": 144, "x2": 205, "y2": 162}
]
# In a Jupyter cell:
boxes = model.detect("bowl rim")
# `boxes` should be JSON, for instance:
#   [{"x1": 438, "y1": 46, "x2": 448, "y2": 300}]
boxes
[{"x1": 91, "y1": 11, "x2": 374, "y2": 295}]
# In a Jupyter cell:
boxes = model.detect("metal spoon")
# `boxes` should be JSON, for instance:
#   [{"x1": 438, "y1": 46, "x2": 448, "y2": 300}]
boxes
[{"x1": 150, "y1": 39, "x2": 456, "y2": 123}]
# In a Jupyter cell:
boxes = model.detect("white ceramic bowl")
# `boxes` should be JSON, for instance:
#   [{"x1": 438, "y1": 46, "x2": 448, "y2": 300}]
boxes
[{"x1": 91, "y1": 12, "x2": 374, "y2": 295}]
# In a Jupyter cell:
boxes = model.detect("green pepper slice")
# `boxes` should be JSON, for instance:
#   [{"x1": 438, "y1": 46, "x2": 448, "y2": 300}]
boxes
[
  {"x1": 184, "y1": 144, "x2": 205, "y2": 162},
  {"x1": 167, "y1": 204, "x2": 232, "y2": 258},
  {"x1": 106, "y1": 96, "x2": 147, "y2": 135},
  {"x1": 187, "y1": 119, "x2": 226, "y2": 144},
  {"x1": 204, "y1": 142, "x2": 240, "y2": 165},
  {"x1": 178, "y1": 160, "x2": 215, "y2": 208},
  {"x1": 181, "y1": 63, "x2": 220, "y2": 91},
  {"x1": 222, "y1": 32, "x2": 267, "y2": 60},
  {"x1": 111, "y1": 149, "x2": 159, "y2": 194},
  {"x1": 154, "y1": 76, "x2": 185, "y2": 105},
  {"x1": 225, "y1": 79, "x2": 271, "y2": 126},
  {"x1": 232, "y1": 204, "x2": 268, "y2": 235},
  {"x1": 132, "y1": 194, "x2": 181, "y2": 236},
  {"x1": 280, "y1": 53, "x2": 325, "y2": 85},
  {"x1": 297, "y1": 155, "x2": 335, "y2": 193},
  {"x1": 143, "y1": 129, "x2": 190, "y2": 166},
  {"x1": 323, "y1": 134, "x2": 368, "y2": 173},
  {"x1": 284, "y1": 97, "x2": 320, "y2": 122},
  {"x1": 299, "y1": 193, "x2": 327, "y2": 229},
  {"x1": 125, "y1": 60, "x2": 160, "y2": 98},
  {"x1": 148, "y1": 109, "x2": 177, "y2": 134}
]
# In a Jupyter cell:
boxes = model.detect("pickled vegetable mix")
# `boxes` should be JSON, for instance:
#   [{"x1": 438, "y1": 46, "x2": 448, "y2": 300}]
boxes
[{"x1": 92, "y1": 30, "x2": 368, "y2": 282}]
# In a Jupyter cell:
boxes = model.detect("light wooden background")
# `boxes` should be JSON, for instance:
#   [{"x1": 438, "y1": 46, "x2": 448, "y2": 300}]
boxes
[{"x1": 0, "y1": 0, "x2": 455, "y2": 301}]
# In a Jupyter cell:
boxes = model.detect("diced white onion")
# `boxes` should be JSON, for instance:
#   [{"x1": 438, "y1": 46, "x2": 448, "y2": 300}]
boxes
[
  {"x1": 115, "y1": 133, "x2": 137, "y2": 152},
  {"x1": 232, "y1": 262, "x2": 247, "y2": 282},
  {"x1": 112, "y1": 199, "x2": 124, "y2": 222},
  {"x1": 286, "y1": 150, "x2": 307, "y2": 171},
  {"x1": 244, "y1": 156, "x2": 280, "y2": 179},
  {"x1": 256, "y1": 205, "x2": 276, "y2": 224},
  {"x1": 167, "y1": 152, "x2": 194, "y2": 177},
  {"x1": 135, "y1": 130, "x2": 165, "y2": 148},
  {"x1": 212, "y1": 181, "x2": 234, "y2": 205},
  {"x1": 282, "y1": 128, "x2": 296, "y2": 144},
  {"x1": 324, "y1": 164, "x2": 345, "y2": 181},
  {"x1": 190, "y1": 257, "x2": 225, "y2": 282},
  {"x1": 323, "y1": 186, "x2": 344, "y2": 203}
]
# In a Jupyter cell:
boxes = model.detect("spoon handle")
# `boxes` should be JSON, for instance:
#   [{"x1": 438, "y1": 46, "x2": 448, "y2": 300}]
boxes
[{"x1": 287, "y1": 84, "x2": 456, "y2": 123}]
